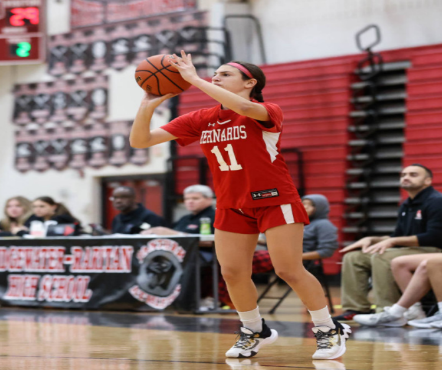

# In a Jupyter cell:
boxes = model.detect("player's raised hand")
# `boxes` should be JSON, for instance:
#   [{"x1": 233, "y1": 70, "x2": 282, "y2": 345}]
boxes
[
  {"x1": 140, "y1": 92, "x2": 175, "y2": 109},
  {"x1": 168, "y1": 50, "x2": 200, "y2": 84}
]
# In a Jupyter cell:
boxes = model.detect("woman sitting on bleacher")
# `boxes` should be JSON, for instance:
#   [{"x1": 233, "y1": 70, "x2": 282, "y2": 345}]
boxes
[
  {"x1": 26, "y1": 196, "x2": 79, "y2": 225},
  {"x1": 20, "y1": 196, "x2": 81, "y2": 235},
  {"x1": 0, "y1": 196, "x2": 33, "y2": 236},
  {"x1": 302, "y1": 194, "x2": 339, "y2": 265}
]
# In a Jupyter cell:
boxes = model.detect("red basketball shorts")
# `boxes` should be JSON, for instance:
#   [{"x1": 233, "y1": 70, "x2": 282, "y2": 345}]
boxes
[{"x1": 214, "y1": 202, "x2": 310, "y2": 234}]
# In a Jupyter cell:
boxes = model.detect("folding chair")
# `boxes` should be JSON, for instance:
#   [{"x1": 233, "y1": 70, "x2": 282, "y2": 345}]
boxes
[{"x1": 257, "y1": 259, "x2": 335, "y2": 314}]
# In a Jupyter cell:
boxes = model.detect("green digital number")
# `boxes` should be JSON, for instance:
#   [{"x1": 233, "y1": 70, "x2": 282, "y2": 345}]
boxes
[{"x1": 16, "y1": 42, "x2": 32, "y2": 57}]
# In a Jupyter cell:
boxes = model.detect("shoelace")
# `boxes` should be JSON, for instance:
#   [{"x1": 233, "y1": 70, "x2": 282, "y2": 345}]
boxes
[
  {"x1": 233, "y1": 331, "x2": 255, "y2": 349},
  {"x1": 314, "y1": 330, "x2": 335, "y2": 350}
]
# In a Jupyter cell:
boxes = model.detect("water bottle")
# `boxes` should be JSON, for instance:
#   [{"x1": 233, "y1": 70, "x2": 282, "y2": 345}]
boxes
[{"x1": 199, "y1": 217, "x2": 212, "y2": 235}]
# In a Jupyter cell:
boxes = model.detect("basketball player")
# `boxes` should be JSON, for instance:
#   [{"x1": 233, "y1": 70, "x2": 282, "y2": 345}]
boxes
[{"x1": 130, "y1": 50, "x2": 351, "y2": 360}]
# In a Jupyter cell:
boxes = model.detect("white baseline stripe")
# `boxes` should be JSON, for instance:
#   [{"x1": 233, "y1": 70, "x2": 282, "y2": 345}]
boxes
[{"x1": 280, "y1": 204, "x2": 295, "y2": 224}]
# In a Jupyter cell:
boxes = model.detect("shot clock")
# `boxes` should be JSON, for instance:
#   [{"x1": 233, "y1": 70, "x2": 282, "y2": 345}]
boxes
[{"x1": 0, "y1": 0, "x2": 46, "y2": 65}]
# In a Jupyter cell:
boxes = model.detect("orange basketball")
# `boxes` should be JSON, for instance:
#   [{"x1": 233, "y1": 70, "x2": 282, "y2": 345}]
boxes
[{"x1": 134, "y1": 54, "x2": 191, "y2": 96}]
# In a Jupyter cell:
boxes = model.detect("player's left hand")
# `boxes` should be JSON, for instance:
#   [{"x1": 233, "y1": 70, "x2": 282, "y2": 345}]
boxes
[
  {"x1": 168, "y1": 50, "x2": 199, "y2": 84},
  {"x1": 365, "y1": 239, "x2": 395, "y2": 255}
]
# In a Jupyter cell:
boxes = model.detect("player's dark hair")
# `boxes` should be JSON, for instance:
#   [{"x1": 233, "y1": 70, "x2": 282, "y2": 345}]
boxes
[
  {"x1": 229, "y1": 60, "x2": 266, "y2": 102},
  {"x1": 410, "y1": 163, "x2": 433, "y2": 178}
]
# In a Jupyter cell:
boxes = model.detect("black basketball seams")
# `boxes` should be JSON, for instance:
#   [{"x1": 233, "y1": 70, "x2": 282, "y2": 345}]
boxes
[
  {"x1": 160, "y1": 54, "x2": 181, "y2": 74},
  {"x1": 145, "y1": 58, "x2": 185, "y2": 92}
]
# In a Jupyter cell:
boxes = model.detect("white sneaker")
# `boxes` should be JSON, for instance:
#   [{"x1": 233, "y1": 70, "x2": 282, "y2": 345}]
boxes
[
  {"x1": 312, "y1": 320, "x2": 351, "y2": 360},
  {"x1": 430, "y1": 319, "x2": 442, "y2": 329},
  {"x1": 404, "y1": 303, "x2": 426, "y2": 321},
  {"x1": 353, "y1": 307, "x2": 406, "y2": 327},
  {"x1": 408, "y1": 311, "x2": 442, "y2": 328},
  {"x1": 225, "y1": 319, "x2": 278, "y2": 358}
]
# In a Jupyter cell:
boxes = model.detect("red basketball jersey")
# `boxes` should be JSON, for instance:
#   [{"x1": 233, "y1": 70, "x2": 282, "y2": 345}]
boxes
[{"x1": 161, "y1": 102, "x2": 301, "y2": 209}]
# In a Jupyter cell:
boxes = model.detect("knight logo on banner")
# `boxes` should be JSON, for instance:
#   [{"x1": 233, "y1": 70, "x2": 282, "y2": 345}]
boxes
[
  {"x1": 48, "y1": 126, "x2": 70, "y2": 170},
  {"x1": 129, "y1": 239, "x2": 185, "y2": 310},
  {"x1": 89, "y1": 28, "x2": 109, "y2": 72},
  {"x1": 48, "y1": 34, "x2": 70, "y2": 77},
  {"x1": 15, "y1": 128, "x2": 35, "y2": 172},
  {"x1": 68, "y1": 124, "x2": 88, "y2": 169},
  {"x1": 131, "y1": 21, "x2": 155, "y2": 65},
  {"x1": 155, "y1": 29, "x2": 178, "y2": 55},
  {"x1": 13, "y1": 84, "x2": 35, "y2": 125},
  {"x1": 109, "y1": 24, "x2": 133, "y2": 70},
  {"x1": 31, "y1": 83, "x2": 52, "y2": 124},
  {"x1": 87, "y1": 123, "x2": 108, "y2": 168},
  {"x1": 88, "y1": 75, "x2": 108, "y2": 121},
  {"x1": 130, "y1": 146, "x2": 149, "y2": 166},
  {"x1": 109, "y1": 121, "x2": 130, "y2": 166},
  {"x1": 50, "y1": 80, "x2": 69, "y2": 123},
  {"x1": 69, "y1": 30, "x2": 91, "y2": 74},
  {"x1": 67, "y1": 78, "x2": 90, "y2": 122},
  {"x1": 32, "y1": 127, "x2": 51, "y2": 172}
]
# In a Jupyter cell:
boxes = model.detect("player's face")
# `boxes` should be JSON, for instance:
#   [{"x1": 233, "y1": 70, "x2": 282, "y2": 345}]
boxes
[
  {"x1": 184, "y1": 193, "x2": 212, "y2": 214},
  {"x1": 302, "y1": 199, "x2": 315, "y2": 217},
  {"x1": 33, "y1": 200, "x2": 56, "y2": 218},
  {"x1": 212, "y1": 65, "x2": 251, "y2": 94},
  {"x1": 400, "y1": 166, "x2": 431, "y2": 190},
  {"x1": 6, "y1": 199, "x2": 25, "y2": 218}
]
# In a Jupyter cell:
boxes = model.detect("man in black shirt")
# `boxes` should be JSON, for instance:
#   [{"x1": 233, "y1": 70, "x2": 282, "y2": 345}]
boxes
[
  {"x1": 141, "y1": 184, "x2": 215, "y2": 236},
  {"x1": 335, "y1": 164, "x2": 442, "y2": 320},
  {"x1": 111, "y1": 186, "x2": 166, "y2": 234}
]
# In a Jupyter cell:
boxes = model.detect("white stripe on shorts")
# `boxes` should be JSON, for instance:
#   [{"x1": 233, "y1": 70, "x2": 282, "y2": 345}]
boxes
[{"x1": 280, "y1": 204, "x2": 295, "y2": 224}]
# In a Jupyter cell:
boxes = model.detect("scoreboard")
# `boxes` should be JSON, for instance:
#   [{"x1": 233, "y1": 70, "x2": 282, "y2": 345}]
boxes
[{"x1": 0, "y1": 0, "x2": 46, "y2": 65}]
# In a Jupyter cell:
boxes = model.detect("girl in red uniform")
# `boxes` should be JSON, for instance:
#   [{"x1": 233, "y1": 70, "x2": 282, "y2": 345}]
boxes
[{"x1": 130, "y1": 51, "x2": 351, "y2": 360}]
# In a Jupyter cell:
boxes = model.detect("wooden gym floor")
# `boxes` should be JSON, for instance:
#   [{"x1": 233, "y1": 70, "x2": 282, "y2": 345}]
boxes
[{"x1": 0, "y1": 286, "x2": 441, "y2": 370}]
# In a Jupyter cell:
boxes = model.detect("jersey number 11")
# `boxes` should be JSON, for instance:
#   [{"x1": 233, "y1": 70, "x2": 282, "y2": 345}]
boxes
[{"x1": 211, "y1": 144, "x2": 243, "y2": 171}]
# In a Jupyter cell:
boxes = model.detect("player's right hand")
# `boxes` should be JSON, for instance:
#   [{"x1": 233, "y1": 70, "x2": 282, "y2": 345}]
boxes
[
  {"x1": 140, "y1": 92, "x2": 176, "y2": 108},
  {"x1": 340, "y1": 237, "x2": 373, "y2": 253}
]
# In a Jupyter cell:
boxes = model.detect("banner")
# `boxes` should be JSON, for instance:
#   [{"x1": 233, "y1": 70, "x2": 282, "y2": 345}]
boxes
[
  {"x1": 12, "y1": 76, "x2": 109, "y2": 127},
  {"x1": 71, "y1": 0, "x2": 197, "y2": 29},
  {"x1": 48, "y1": 10, "x2": 210, "y2": 77},
  {"x1": 0, "y1": 237, "x2": 199, "y2": 312}
]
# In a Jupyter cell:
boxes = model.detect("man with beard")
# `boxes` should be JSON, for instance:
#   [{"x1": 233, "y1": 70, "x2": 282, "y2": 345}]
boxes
[
  {"x1": 111, "y1": 186, "x2": 166, "y2": 234},
  {"x1": 335, "y1": 164, "x2": 442, "y2": 321}
]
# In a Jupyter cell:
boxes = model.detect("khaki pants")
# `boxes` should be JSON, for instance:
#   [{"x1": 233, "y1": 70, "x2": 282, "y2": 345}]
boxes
[{"x1": 341, "y1": 247, "x2": 441, "y2": 312}]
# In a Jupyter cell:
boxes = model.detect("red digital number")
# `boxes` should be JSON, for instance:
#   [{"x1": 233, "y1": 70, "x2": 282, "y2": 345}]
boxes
[{"x1": 9, "y1": 7, "x2": 40, "y2": 27}]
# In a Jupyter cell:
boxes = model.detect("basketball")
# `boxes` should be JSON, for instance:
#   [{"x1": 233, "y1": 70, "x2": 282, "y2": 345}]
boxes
[{"x1": 134, "y1": 54, "x2": 191, "y2": 96}]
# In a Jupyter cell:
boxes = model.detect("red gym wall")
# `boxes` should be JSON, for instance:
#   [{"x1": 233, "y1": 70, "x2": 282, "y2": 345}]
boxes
[{"x1": 176, "y1": 43, "x2": 442, "y2": 274}]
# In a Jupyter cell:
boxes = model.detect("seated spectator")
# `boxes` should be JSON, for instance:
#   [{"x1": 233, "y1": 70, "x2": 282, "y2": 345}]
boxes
[
  {"x1": 302, "y1": 194, "x2": 339, "y2": 263},
  {"x1": 335, "y1": 164, "x2": 442, "y2": 321},
  {"x1": 142, "y1": 184, "x2": 215, "y2": 308},
  {"x1": 0, "y1": 196, "x2": 33, "y2": 236},
  {"x1": 111, "y1": 186, "x2": 166, "y2": 234},
  {"x1": 25, "y1": 196, "x2": 80, "y2": 228},
  {"x1": 141, "y1": 184, "x2": 214, "y2": 236},
  {"x1": 353, "y1": 253, "x2": 442, "y2": 328}
]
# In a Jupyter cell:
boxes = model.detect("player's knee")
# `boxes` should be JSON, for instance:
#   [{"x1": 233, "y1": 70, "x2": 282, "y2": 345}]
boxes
[
  {"x1": 274, "y1": 268, "x2": 302, "y2": 284},
  {"x1": 220, "y1": 265, "x2": 251, "y2": 284}
]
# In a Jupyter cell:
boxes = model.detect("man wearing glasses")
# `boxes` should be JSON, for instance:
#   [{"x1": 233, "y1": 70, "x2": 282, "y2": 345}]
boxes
[{"x1": 110, "y1": 186, "x2": 166, "y2": 234}]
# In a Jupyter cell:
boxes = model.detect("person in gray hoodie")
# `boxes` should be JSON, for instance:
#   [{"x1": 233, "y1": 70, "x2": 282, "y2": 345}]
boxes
[{"x1": 302, "y1": 194, "x2": 339, "y2": 264}]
